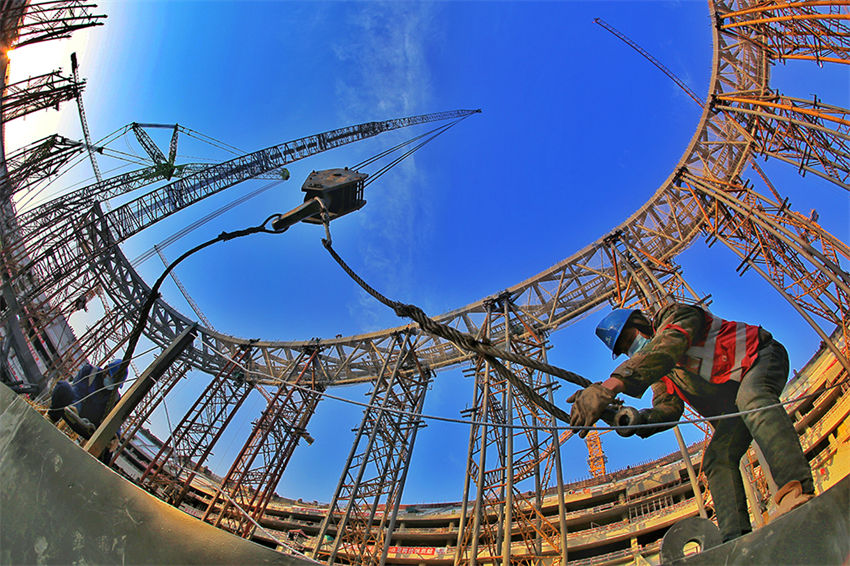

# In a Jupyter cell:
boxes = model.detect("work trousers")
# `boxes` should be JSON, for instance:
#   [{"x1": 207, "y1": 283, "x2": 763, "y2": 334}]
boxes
[
  {"x1": 702, "y1": 338, "x2": 813, "y2": 542},
  {"x1": 47, "y1": 379, "x2": 109, "y2": 426}
]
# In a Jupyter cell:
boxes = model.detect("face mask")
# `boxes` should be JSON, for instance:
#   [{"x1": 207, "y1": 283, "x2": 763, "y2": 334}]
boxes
[
  {"x1": 103, "y1": 374, "x2": 116, "y2": 390},
  {"x1": 627, "y1": 334, "x2": 650, "y2": 357}
]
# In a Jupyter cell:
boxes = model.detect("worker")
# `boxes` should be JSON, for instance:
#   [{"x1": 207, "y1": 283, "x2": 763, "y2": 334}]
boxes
[
  {"x1": 568, "y1": 303, "x2": 814, "y2": 542},
  {"x1": 48, "y1": 360, "x2": 127, "y2": 437}
]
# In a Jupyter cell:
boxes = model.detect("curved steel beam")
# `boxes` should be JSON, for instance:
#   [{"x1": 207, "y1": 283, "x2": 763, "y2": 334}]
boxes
[{"x1": 72, "y1": 0, "x2": 769, "y2": 385}]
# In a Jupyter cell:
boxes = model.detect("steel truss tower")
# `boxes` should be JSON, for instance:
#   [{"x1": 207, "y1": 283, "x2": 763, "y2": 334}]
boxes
[
  {"x1": 110, "y1": 357, "x2": 192, "y2": 465},
  {"x1": 3, "y1": 134, "x2": 84, "y2": 196},
  {"x1": 1, "y1": 0, "x2": 105, "y2": 49},
  {"x1": 454, "y1": 294, "x2": 568, "y2": 565},
  {"x1": 139, "y1": 346, "x2": 254, "y2": 505},
  {"x1": 203, "y1": 347, "x2": 326, "y2": 538},
  {"x1": 1, "y1": 1, "x2": 849, "y2": 564},
  {"x1": 0, "y1": 71, "x2": 82, "y2": 124},
  {"x1": 313, "y1": 332, "x2": 432, "y2": 566}
]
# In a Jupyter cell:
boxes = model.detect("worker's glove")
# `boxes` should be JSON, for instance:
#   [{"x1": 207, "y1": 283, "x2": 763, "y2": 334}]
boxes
[{"x1": 567, "y1": 383, "x2": 616, "y2": 439}]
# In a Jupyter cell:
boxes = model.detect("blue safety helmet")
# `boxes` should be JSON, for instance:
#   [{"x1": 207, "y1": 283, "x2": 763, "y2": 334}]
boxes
[
  {"x1": 595, "y1": 309, "x2": 638, "y2": 359},
  {"x1": 103, "y1": 360, "x2": 127, "y2": 391}
]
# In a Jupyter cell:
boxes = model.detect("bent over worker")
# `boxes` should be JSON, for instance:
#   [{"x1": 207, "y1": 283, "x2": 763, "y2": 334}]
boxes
[
  {"x1": 48, "y1": 360, "x2": 127, "y2": 436},
  {"x1": 568, "y1": 303, "x2": 814, "y2": 542}
]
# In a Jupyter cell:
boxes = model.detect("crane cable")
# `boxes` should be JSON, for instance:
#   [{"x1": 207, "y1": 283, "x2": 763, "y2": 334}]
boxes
[
  {"x1": 321, "y1": 231, "x2": 850, "y2": 431},
  {"x1": 352, "y1": 118, "x2": 461, "y2": 172},
  {"x1": 361, "y1": 116, "x2": 470, "y2": 188},
  {"x1": 131, "y1": 178, "x2": 287, "y2": 267},
  {"x1": 320, "y1": 234, "x2": 595, "y2": 425}
]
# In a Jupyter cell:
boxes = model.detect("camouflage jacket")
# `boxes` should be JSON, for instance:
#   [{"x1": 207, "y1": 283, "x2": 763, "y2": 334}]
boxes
[{"x1": 611, "y1": 303, "x2": 767, "y2": 419}]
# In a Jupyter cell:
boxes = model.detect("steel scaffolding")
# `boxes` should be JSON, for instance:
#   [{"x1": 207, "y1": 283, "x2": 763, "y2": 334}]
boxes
[
  {"x1": 140, "y1": 346, "x2": 254, "y2": 505},
  {"x1": 314, "y1": 332, "x2": 431, "y2": 565}
]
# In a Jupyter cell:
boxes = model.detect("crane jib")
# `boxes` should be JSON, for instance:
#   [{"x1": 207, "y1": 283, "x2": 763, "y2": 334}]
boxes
[{"x1": 104, "y1": 109, "x2": 478, "y2": 243}]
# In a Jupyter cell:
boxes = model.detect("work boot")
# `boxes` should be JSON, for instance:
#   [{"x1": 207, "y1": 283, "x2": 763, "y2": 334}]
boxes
[{"x1": 770, "y1": 480, "x2": 814, "y2": 522}]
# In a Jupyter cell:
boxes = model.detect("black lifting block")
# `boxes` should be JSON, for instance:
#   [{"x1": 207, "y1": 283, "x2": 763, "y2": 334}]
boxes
[{"x1": 301, "y1": 168, "x2": 367, "y2": 223}]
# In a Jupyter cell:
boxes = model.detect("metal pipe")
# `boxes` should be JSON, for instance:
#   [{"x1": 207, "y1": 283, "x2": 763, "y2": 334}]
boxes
[
  {"x1": 686, "y1": 173, "x2": 850, "y2": 297},
  {"x1": 752, "y1": 441, "x2": 779, "y2": 495},
  {"x1": 674, "y1": 426, "x2": 708, "y2": 519},
  {"x1": 379, "y1": 365, "x2": 431, "y2": 566},
  {"x1": 543, "y1": 347, "x2": 569, "y2": 565},
  {"x1": 313, "y1": 336, "x2": 405, "y2": 562},
  {"x1": 501, "y1": 301, "x2": 514, "y2": 565},
  {"x1": 468, "y1": 363, "x2": 491, "y2": 566},
  {"x1": 326, "y1": 344, "x2": 412, "y2": 564},
  {"x1": 455, "y1": 381, "x2": 482, "y2": 565},
  {"x1": 739, "y1": 458, "x2": 766, "y2": 528}
]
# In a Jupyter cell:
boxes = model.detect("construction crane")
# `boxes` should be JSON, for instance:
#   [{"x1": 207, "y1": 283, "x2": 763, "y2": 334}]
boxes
[
  {"x1": 154, "y1": 244, "x2": 216, "y2": 331},
  {"x1": 593, "y1": 18, "x2": 704, "y2": 107},
  {"x1": 131, "y1": 123, "x2": 180, "y2": 180},
  {"x1": 69, "y1": 52, "x2": 102, "y2": 185}
]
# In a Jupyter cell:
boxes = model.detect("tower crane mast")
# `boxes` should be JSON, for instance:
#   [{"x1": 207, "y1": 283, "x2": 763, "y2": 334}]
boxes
[
  {"x1": 154, "y1": 245, "x2": 215, "y2": 331},
  {"x1": 131, "y1": 123, "x2": 181, "y2": 180},
  {"x1": 70, "y1": 52, "x2": 102, "y2": 185}
]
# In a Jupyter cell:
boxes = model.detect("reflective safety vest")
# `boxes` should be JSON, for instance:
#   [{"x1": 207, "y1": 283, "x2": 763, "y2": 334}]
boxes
[{"x1": 663, "y1": 309, "x2": 761, "y2": 385}]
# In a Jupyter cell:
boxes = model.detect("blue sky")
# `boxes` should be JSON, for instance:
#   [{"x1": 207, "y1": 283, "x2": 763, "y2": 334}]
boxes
[{"x1": 12, "y1": 1, "x2": 848, "y2": 504}]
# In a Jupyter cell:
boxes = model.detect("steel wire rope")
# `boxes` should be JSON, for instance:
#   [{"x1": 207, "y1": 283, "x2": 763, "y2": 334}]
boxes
[
  {"x1": 178, "y1": 126, "x2": 246, "y2": 156},
  {"x1": 13, "y1": 145, "x2": 102, "y2": 209},
  {"x1": 20, "y1": 123, "x2": 249, "y2": 213},
  {"x1": 314, "y1": 225, "x2": 850, "y2": 432},
  {"x1": 350, "y1": 119, "x2": 460, "y2": 171},
  {"x1": 130, "y1": 179, "x2": 287, "y2": 267},
  {"x1": 202, "y1": 340, "x2": 849, "y2": 434},
  {"x1": 361, "y1": 117, "x2": 468, "y2": 188},
  {"x1": 16, "y1": 161, "x2": 134, "y2": 211},
  {"x1": 100, "y1": 146, "x2": 152, "y2": 167}
]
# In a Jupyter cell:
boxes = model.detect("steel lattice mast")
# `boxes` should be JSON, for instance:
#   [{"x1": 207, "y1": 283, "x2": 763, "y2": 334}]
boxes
[
  {"x1": 139, "y1": 346, "x2": 255, "y2": 506},
  {"x1": 202, "y1": 348, "x2": 326, "y2": 538},
  {"x1": 0, "y1": 71, "x2": 82, "y2": 123},
  {"x1": 453, "y1": 294, "x2": 568, "y2": 565},
  {"x1": 0, "y1": 0, "x2": 105, "y2": 50},
  {"x1": 313, "y1": 332, "x2": 431, "y2": 565},
  {"x1": 0, "y1": 0, "x2": 106, "y2": 388}
]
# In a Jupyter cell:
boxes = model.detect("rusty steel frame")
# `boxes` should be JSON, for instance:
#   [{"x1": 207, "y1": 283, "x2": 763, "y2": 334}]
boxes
[
  {"x1": 6, "y1": 0, "x2": 779, "y2": 388},
  {"x1": 313, "y1": 332, "x2": 431, "y2": 566},
  {"x1": 139, "y1": 346, "x2": 254, "y2": 505},
  {"x1": 718, "y1": 0, "x2": 850, "y2": 65},
  {"x1": 714, "y1": 93, "x2": 850, "y2": 190},
  {"x1": 0, "y1": 71, "x2": 82, "y2": 124},
  {"x1": 109, "y1": 357, "x2": 192, "y2": 466},
  {"x1": 1, "y1": 0, "x2": 105, "y2": 49},
  {"x1": 678, "y1": 170, "x2": 850, "y2": 361},
  {"x1": 203, "y1": 348, "x2": 325, "y2": 538},
  {"x1": 453, "y1": 295, "x2": 567, "y2": 566},
  {"x1": 4, "y1": 135, "x2": 84, "y2": 196}
]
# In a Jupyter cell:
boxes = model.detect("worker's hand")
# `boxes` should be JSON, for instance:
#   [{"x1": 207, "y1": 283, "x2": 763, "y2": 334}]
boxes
[{"x1": 567, "y1": 383, "x2": 616, "y2": 438}]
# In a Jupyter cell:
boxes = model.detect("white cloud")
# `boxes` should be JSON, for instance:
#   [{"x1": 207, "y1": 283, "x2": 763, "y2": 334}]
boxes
[{"x1": 331, "y1": 2, "x2": 438, "y2": 332}]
